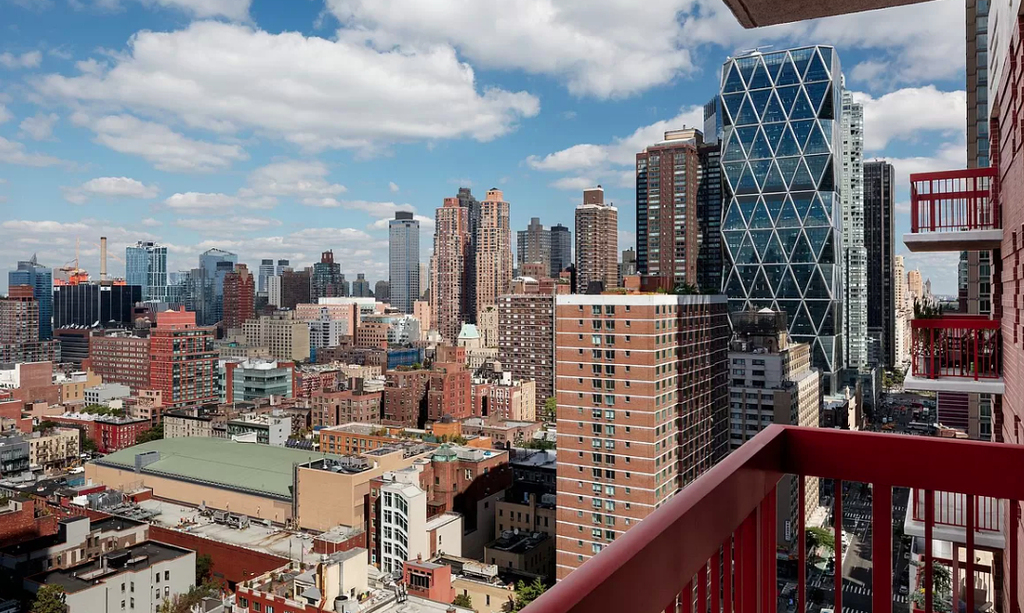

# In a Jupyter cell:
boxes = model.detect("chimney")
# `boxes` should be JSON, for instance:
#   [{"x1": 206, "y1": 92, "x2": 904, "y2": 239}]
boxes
[{"x1": 100, "y1": 236, "x2": 108, "y2": 282}]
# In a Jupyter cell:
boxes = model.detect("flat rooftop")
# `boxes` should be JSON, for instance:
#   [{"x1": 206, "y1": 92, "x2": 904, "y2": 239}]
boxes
[
  {"x1": 94, "y1": 438, "x2": 343, "y2": 500},
  {"x1": 27, "y1": 541, "x2": 192, "y2": 593}
]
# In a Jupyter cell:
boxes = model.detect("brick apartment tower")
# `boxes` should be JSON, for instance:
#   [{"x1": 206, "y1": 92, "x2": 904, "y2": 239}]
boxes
[
  {"x1": 553, "y1": 294, "x2": 729, "y2": 579},
  {"x1": 635, "y1": 129, "x2": 701, "y2": 287},
  {"x1": 476, "y1": 189, "x2": 514, "y2": 317},
  {"x1": 574, "y1": 187, "x2": 619, "y2": 293},
  {"x1": 86, "y1": 333, "x2": 150, "y2": 391},
  {"x1": 431, "y1": 198, "x2": 470, "y2": 343},
  {"x1": 498, "y1": 293, "x2": 556, "y2": 407},
  {"x1": 222, "y1": 263, "x2": 255, "y2": 331},
  {"x1": 148, "y1": 309, "x2": 217, "y2": 408},
  {"x1": 0, "y1": 285, "x2": 59, "y2": 364}
]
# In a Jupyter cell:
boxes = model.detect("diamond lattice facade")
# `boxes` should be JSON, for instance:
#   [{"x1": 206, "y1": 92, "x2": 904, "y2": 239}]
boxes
[{"x1": 719, "y1": 46, "x2": 845, "y2": 391}]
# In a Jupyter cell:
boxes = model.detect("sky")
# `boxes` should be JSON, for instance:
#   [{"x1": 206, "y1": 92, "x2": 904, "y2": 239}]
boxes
[{"x1": 0, "y1": 0, "x2": 968, "y2": 295}]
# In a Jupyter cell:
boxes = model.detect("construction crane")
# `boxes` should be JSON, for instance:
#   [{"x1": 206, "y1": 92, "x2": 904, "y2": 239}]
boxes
[{"x1": 55, "y1": 238, "x2": 89, "y2": 286}]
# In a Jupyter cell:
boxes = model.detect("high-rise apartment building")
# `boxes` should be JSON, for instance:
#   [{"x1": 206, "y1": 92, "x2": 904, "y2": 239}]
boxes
[
  {"x1": 389, "y1": 212, "x2": 420, "y2": 313},
  {"x1": 907, "y1": 269, "x2": 923, "y2": 300},
  {"x1": 8, "y1": 255, "x2": 52, "y2": 340},
  {"x1": 0, "y1": 285, "x2": 60, "y2": 364},
  {"x1": 549, "y1": 224, "x2": 572, "y2": 277},
  {"x1": 53, "y1": 284, "x2": 141, "y2": 329},
  {"x1": 497, "y1": 293, "x2": 555, "y2": 407},
  {"x1": 222, "y1": 263, "x2": 255, "y2": 330},
  {"x1": 476, "y1": 189, "x2": 513, "y2": 317},
  {"x1": 149, "y1": 309, "x2": 217, "y2": 408},
  {"x1": 518, "y1": 217, "x2": 551, "y2": 274},
  {"x1": 840, "y1": 91, "x2": 868, "y2": 369},
  {"x1": 351, "y1": 273, "x2": 371, "y2": 298},
  {"x1": 697, "y1": 140, "x2": 724, "y2": 293},
  {"x1": 431, "y1": 198, "x2": 470, "y2": 343},
  {"x1": 125, "y1": 241, "x2": 168, "y2": 303},
  {"x1": 280, "y1": 268, "x2": 311, "y2": 310},
  {"x1": 258, "y1": 259, "x2": 275, "y2": 294},
  {"x1": 727, "y1": 309, "x2": 821, "y2": 549},
  {"x1": 86, "y1": 332, "x2": 150, "y2": 391},
  {"x1": 311, "y1": 250, "x2": 347, "y2": 301},
  {"x1": 575, "y1": 187, "x2": 618, "y2": 293},
  {"x1": 893, "y1": 255, "x2": 910, "y2": 366},
  {"x1": 553, "y1": 294, "x2": 729, "y2": 579},
  {"x1": 636, "y1": 129, "x2": 701, "y2": 287},
  {"x1": 197, "y1": 248, "x2": 237, "y2": 325},
  {"x1": 864, "y1": 161, "x2": 895, "y2": 368},
  {"x1": 374, "y1": 280, "x2": 390, "y2": 303},
  {"x1": 719, "y1": 46, "x2": 845, "y2": 392},
  {"x1": 242, "y1": 311, "x2": 311, "y2": 362}
]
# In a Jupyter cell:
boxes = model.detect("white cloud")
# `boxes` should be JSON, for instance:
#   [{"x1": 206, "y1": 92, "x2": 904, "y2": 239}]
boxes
[
  {"x1": 72, "y1": 0, "x2": 249, "y2": 19},
  {"x1": 388, "y1": 181, "x2": 399, "y2": 193},
  {"x1": 0, "y1": 51, "x2": 42, "y2": 69},
  {"x1": 853, "y1": 87, "x2": 966, "y2": 151},
  {"x1": 883, "y1": 141, "x2": 968, "y2": 192},
  {"x1": 62, "y1": 176, "x2": 159, "y2": 204},
  {"x1": 71, "y1": 112, "x2": 248, "y2": 172},
  {"x1": 368, "y1": 213, "x2": 434, "y2": 230},
  {"x1": 163, "y1": 191, "x2": 276, "y2": 213},
  {"x1": 0, "y1": 105, "x2": 11, "y2": 124},
  {"x1": 37, "y1": 21, "x2": 539, "y2": 152},
  {"x1": 18, "y1": 113, "x2": 59, "y2": 140},
  {"x1": 550, "y1": 176, "x2": 596, "y2": 191},
  {"x1": 175, "y1": 216, "x2": 282, "y2": 235},
  {"x1": 141, "y1": 217, "x2": 162, "y2": 227},
  {"x1": 241, "y1": 159, "x2": 346, "y2": 201},
  {"x1": 0, "y1": 136, "x2": 65, "y2": 167}
]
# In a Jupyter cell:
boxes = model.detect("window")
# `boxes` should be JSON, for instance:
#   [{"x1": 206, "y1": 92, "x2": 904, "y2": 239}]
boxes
[
  {"x1": 266, "y1": 606, "x2": 274, "y2": 613},
  {"x1": 121, "y1": 601, "x2": 125, "y2": 610},
  {"x1": 465, "y1": 469, "x2": 472, "y2": 480},
  {"x1": 253, "y1": 603, "x2": 261, "y2": 612}
]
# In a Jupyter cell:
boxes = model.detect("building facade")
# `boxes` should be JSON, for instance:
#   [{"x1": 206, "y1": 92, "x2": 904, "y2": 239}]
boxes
[
  {"x1": 312, "y1": 250, "x2": 348, "y2": 302},
  {"x1": 148, "y1": 309, "x2": 217, "y2": 408},
  {"x1": 553, "y1": 294, "x2": 729, "y2": 579},
  {"x1": 8, "y1": 256, "x2": 52, "y2": 340},
  {"x1": 840, "y1": 91, "x2": 868, "y2": 369},
  {"x1": 518, "y1": 217, "x2": 551, "y2": 274},
  {"x1": 0, "y1": 286, "x2": 60, "y2": 365},
  {"x1": 863, "y1": 161, "x2": 896, "y2": 368},
  {"x1": 125, "y1": 241, "x2": 168, "y2": 303},
  {"x1": 497, "y1": 293, "x2": 555, "y2": 407},
  {"x1": 549, "y1": 224, "x2": 572, "y2": 278},
  {"x1": 389, "y1": 212, "x2": 421, "y2": 313},
  {"x1": 475, "y1": 189, "x2": 513, "y2": 318},
  {"x1": 222, "y1": 263, "x2": 255, "y2": 331},
  {"x1": 243, "y1": 312, "x2": 311, "y2": 362},
  {"x1": 86, "y1": 332, "x2": 150, "y2": 391},
  {"x1": 197, "y1": 248, "x2": 237, "y2": 326},
  {"x1": 53, "y1": 284, "x2": 141, "y2": 330},
  {"x1": 697, "y1": 140, "x2": 724, "y2": 293},
  {"x1": 431, "y1": 198, "x2": 471, "y2": 343},
  {"x1": 719, "y1": 46, "x2": 845, "y2": 392},
  {"x1": 574, "y1": 187, "x2": 619, "y2": 293}
]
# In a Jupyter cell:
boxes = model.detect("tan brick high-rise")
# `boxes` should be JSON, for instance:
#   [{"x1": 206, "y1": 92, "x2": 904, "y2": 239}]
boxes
[
  {"x1": 553, "y1": 294, "x2": 729, "y2": 580},
  {"x1": 475, "y1": 189, "x2": 513, "y2": 316},
  {"x1": 431, "y1": 198, "x2": 470, "y2": 343},
  {"x1": 574, "y1": 187, "x2": 618, "y2": 293}
]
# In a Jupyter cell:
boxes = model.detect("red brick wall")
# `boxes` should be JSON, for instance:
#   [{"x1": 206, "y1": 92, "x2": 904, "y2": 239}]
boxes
[
  {"x1": 0, "y1": 499, "x2": 58, "y2": 546},
  {"x1": 150, "y1": 526, "x2": 288, "y2": 591},
  {"x1": 312, "y1": 529, "x2": 365, "y2": 555}
]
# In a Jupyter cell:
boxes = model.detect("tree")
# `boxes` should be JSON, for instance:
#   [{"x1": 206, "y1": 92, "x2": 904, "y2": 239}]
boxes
[
  {"x1": 195, "y1": 553, "x2": 213, "y2": 583},
  {"x1": 136, "y1": 423, "x2": 164, "y2": 445},
  {"x1": 542, "y1": 397, "x2": 557, "y2": 422},
  {"x1": 520, "y1": 438, "x2": 555, "y2": 451},
  {"x1": 510, "y1": 577, "x2": 547, "y2": 611},
  {"x1": 33, "y1": 420, "x2": 58, "y2": 432},
  {"x1": 81, "y1": 437, "x2": 98, "y2": 453},
  {"x1": 31, "y1": 584, "x2": 67, "y2": 613},
  {"x1": 806, "y1": 527, "x2": 835, "y2": 556},
  {"x1": 452, "y1": 593, "x2": 473, "y2": 609},
  {"x1": 910, "y1": 560, "x2": 952, "y2": 613},
  {"x1": 157, "y1": 582, "x2": 216, "y2": 613}
]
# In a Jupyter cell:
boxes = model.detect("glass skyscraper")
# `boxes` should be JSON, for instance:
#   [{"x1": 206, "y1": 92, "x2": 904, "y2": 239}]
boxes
[
  {"x1": 389, "y1": 211, "x2": 420, "y2": 313},
  {"x1": 125, "y1": 241, "x2": 168, "y2": 302},
  {"x1": 198, "y1": 248, "x2": 237, "y2": 325},
  {"x1": 719, "y1": 45, "x2": 845, "y2": 391},
  {"x1": 9, "y1": 255, "x2": 53, "y2": 340}
]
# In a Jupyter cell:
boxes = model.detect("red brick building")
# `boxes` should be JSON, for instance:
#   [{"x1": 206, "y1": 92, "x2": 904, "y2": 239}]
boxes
[
  {"x1": 85, "y1": 332, "x2": 150, "y2": 392},
  {"x1": 427, "y1": 363, "x2": 471, "y2": 422},
  {"x1": 149, "y1": 309, "x2": 217, "y2": 408},
  {"x1": 403, "y1": 559, "x2": 454, "y2": 602},
  {"x1": 0, "y1": 285, "x2": 60, "y2": 364},
  {"x1": 310, "y1": 388, "x2": 382, "y2": 428},
  {"x1": 0, "y1": 497, "x2": 58, "y2": 547},
  {"x1": 382, "y1": 369, "x2": 430, "y2": 428},
  {"x1": 223, "y1": 263, "x2": 255, "y2": 330},
  {"x1": 50, "y1": 413, "x2": 150, "y2": 453}
]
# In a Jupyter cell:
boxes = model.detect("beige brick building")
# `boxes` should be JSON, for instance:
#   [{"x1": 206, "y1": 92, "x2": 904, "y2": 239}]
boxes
[
  {"x1": 574, "y1": 187, "x2": 618, "y2": 293},
  {"x1": 28, "y1": 428, "x2": 80, "y2": 469}
]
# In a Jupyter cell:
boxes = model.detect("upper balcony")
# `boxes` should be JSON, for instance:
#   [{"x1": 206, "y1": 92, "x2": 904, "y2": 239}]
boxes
[
  {"x1": 903, "y1": 168, "x2": 1000, "y2": 253},
  {"x1": 905, "y1": 316, "x2": 1004, "y2": 395},
  {"x1": 525, "y1": 425, "x2": 1024, "y2": 613}
]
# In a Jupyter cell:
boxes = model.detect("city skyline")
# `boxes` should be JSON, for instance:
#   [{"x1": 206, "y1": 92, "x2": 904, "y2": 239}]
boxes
[{"x1": 0, "y1": 0, "x2": 968, "y2": 294}]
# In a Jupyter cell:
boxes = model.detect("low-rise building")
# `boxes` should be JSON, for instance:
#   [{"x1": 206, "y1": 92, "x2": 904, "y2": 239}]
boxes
[
  {"x1": 484, "y1": 531, "x2": 554, "y2": 580},
  {"x1": 1, "y1": 516, "x2": 148, "y2": 576},
  {"x1": 25, "y1": 541, "x2": 195, "y2": 613},
  {"x1": 310, "y1": 387, "x2": 382, "y2": 428},
  {"x1": 0, "y1": 497, "x2": 58, "y2": 549},
  {"x1": 163, "y1": 407, "x2": 224, "y2": 439},
  {"x1": 461, "y1": 419, "x2": 542, "y2": 449},
  {"x1": 27, "y1": 427, "x2": 80, "y2": 470},
  {"x1": 219, "y1": 358, "x2": 295, "y2": 403},
  {"x1": 51, "y1": 413, "x2": 150, "y2": 454},
  {"x1": 471, "y1": 374, "x2": 536, "y2": 422},
  {"x1": 83, "y1": 383, "x2": 131, "y2": 407},
  {"x1": 243, "y1": 312, "x2": 310, "y2": 363},
  {"x1": 226, "y1": 412, "x2": 291, "y2": 446},
  {"x1": 0, "y1": 434, "x2": 30, "y2": 476}
]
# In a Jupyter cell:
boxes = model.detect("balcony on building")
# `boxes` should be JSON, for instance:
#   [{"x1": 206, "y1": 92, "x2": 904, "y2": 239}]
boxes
[
  {"x1": 904, "y1": 316, "x2": 1004, "y2": 395},
  {"x1": 523, "y1": 426, "x2": 1020, "y2": 613},
  {"x1": 903, "y1": 168, "x2": 1000, "y2": 253}
]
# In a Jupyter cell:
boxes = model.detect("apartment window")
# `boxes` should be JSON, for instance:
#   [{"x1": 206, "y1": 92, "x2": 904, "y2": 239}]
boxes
[
  {"x1": 465, "y1": 469, "x2": 472, "y2": 480},
  {"x1": 121, "y1": 601, "x2": 125, "y2": 610},
  {"x1": 253, "y1": 603, "x2": 261, "y2": 612},
  {"x1": 266, "y1": 606, "x2": 274, "y2": 613}
]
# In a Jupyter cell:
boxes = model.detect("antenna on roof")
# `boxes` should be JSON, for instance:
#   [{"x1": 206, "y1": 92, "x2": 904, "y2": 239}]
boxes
[{"x1": 735, "y1": 45, "x2": 774, "y2": 56}]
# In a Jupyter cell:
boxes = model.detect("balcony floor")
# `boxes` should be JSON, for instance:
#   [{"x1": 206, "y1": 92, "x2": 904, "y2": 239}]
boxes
[
  {"x1": 902, "y1": 230, "x2": 1003, "y2": 253},
  {"x1": 903, "y1": 374, "x2": 1005, "y2": 395}
]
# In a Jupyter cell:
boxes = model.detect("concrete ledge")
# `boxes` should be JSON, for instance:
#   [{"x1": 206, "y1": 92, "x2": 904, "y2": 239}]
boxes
[
  {"x1": 903, "y1": 230, "x2": 1003, "y2": 253},
  {"x1": 903, "y1": 374, "x2": 1004, "y2": 395}
]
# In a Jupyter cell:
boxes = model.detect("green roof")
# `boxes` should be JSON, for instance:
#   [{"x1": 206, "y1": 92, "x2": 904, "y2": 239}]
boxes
[{"x1": 94, "y1": 437, "x2": 337, "y2": 499}]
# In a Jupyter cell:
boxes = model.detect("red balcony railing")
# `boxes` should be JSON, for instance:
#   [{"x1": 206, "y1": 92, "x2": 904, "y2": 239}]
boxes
[
  {"x1": 910, "y1": 168, "x2": 998, "y2": 233},
  {"x1": 911, "y1": 316, "x2": 1001, "y2": 380},
  {"x1": 911, "y1": 489, "x2": 1001, "y2": 533},
  {"x1": 526, "y1": 425, "x2": 1024, "y2": 613}
]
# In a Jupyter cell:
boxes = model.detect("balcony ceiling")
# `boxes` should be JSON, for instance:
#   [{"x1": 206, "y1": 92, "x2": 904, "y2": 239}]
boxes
[
  {"x1": 903, "y1": 230, "x2": 1003, "y2": 253},
  {"x1": 722, "y1": 0, "x2": 934, "y2": 27}
]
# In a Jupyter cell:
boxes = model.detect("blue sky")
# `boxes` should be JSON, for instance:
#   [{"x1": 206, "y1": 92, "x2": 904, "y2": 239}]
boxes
[{"x1": 0, "y1": 0, "x2": 968, "y2": 294}]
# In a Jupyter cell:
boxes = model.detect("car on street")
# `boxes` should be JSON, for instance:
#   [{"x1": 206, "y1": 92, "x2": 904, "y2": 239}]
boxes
[{"x1": 899, "y1": 585, "x2": 908, "y2": 595}]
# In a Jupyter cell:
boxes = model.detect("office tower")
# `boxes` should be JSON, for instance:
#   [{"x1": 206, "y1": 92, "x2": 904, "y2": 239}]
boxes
[
  {"x1": 351, "y1": 273, "x2": 372, "y2": 297},
  {"x1": 518, "y1": 217, "x2": 551, "y2": 274},
  {"x1": 53, "y1": 284, "x2": 141, "y2": 329},
  {"x1": 431, "y1": 198, "x2": 470, "y2": 342},
  {"x1": 727, "y1": 309, "x2": 820, "y2": 549},
  {"x1": 497, "y1": 293, "x2": 555, "y2": 407},
  {"x1": 549, "y1": 224, "x2": 572, "y2": 277},
  {"x1": 274, "y1": 259, "x2": 290, "y2": 276},
  {"x1": 618, "y1": 248, "x2": 637, "y2": 286},
  {"x1": 864, "y1": 161, "x2": 895, "y2": 368},
  {"x1": 258, "y1": 259, "x2": 275, "y2": 294},
  {"x1": 198, "y1": 248, "x2": 237, "y2": 325},
  {"x1": 697, "y1": 138, "x2": 724, "y2": 293},
  {"x1": 553, "y1": 294, "x2": 730, "y2": 579},
  {"x1": 389, "y1": 211, "x2": 421, "y2": 313},
  {"x1": 575, "y1": 187, "x2": 619, "y2": 293},
  {"x1": 475, "y1": 189, "x2": 514, "y2": 316},
  {"x1": 840, "y1": 91, "x2": 868, "y2": 369},
  {"x1": 9, "y1": 255, "x2": 52, "y2": 340},
  {"x1": 125, "y1": 241, "x2": 168, "y2": 302},
  {"x1": 374, "y1": 280, "x2": 390, "y2": 303},
  {"x1": 636, "y1": 129, "x2": 701, "y2": 287},
  {"x1": 703, "y1": 95, "x2": 724, "y2": 145},
  {"x1": 242, "y1": 311, "x2": 311, "y2": 362},
  {"x1": 311, "y1": 250, "x2": 347, "y2": 301},
  {"x1": 280, "y1": 269, "x2": 311, "y2": 310},
  {"x1": 223, "y1": 263, "x2": 255, "y2": 330},
  {"x1": 166, "y1": 270, "x2": 196, "y2": 311},
  {"x1": 148, "y1": 309, "x2": 217, "y2": 408},
  {"x1": 719, "y1": 46, "x2": 845, "y2": 392}
]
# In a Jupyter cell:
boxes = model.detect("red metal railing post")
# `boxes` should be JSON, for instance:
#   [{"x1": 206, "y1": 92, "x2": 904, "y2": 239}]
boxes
[
  {"x1": 698, "y1": 563, "x2": 708, "y2": 613},
  {"x1": 966, "y1": 495, "x2": 975, "y2": 613},
  {"x1": 723, "y1": 537, "x2": 733, "y2": 613},
  {"x1": 930, "y1": 328, "x2": 936, "y2": 380},
  {"x1": 872, "y1": 483, "x2": 892, "y2": 613},
  {"x1": 710, "y1": 550, "x2": 720, "y2": 613},
  {"x1": 930, "y1": 190, "x2": 936, "y2": 232},
  {"x1": 834, "y1": 480, "x2": 843, "y2": 613},
  {"x1": 681, "y1": 579, "x2": 692, "y2": 613},
  {"x1": 1012, "y1": 502, "x2": 1020, "y2": 613},
  {"x1": 974, "y1": 328, "x2": 980, "y2": 381},
  {"x1": 911, "y1": 185, "x2": 918, "y2": 233},
  {"x1": 739, "y1": 512, "x2": 757, "y2": 613},
  {"x1": 925, "y1": 489, "x2": 933, "y2": 613},
  {"x1": 797, "y1": 479, "x2": 806, "y2": 613}
]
